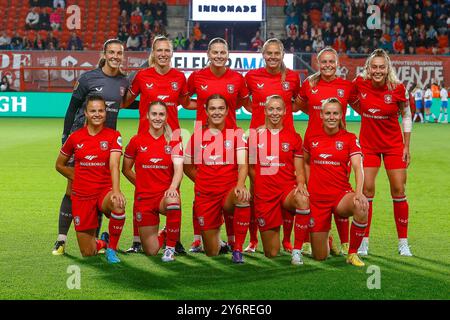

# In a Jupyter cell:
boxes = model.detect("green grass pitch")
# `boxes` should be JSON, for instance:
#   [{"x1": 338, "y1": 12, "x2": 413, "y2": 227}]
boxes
[{"x1": 0, "y1": 118, "x2": 449, "y2": 300}]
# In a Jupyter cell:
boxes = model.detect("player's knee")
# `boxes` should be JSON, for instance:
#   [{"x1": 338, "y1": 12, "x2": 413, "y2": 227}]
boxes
[
  {"x1": 363, "y1": 186, "x2": 375, "y2": 198},
  {"x1": 390, "y1": 187, "x2": 405, "y2": 198}
]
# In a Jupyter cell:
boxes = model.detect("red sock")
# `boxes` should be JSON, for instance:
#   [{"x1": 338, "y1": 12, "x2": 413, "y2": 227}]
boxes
[
  {"x1": 133, "y1": 210, "x2": 139, "y2": 239},
  {"x1": 96, "y1": 239, "x2": 107, "y2": 251},
  {"x1": 233, "y1": 205, "x2": 251, "y2": 252},
  {"x1": 224, "y1": 209, "x2": 234, "y2": 241},
  {"x1": 108, "y1": 212, "x2": 126, "y2": 250},
  {"x1": 282, "y1": 209, "x2": 294, "y2": 244},
  {"x1": 364, "y1": 198, "x2": 373, "y2": 237},
  {"x1": 393, "y1": 196, "x2": 409, "y2": 239},
  {"x1": 293, "y1": 209, "x2": 310, "y2": 250},
  {"x1": 192, "y1": 201, "x2": 201, "y2": 239},
  {"x1": 166, "y1": 203, "x2": 181, "y2": 248},
  {"x1": 334, "y1": 213, "x2": 349, "y2": 244},
  {"x1": 349, "y1": 219, "x2": 368, "y2": 254},
  {"x1": 249, "y1": 201, "x2": 258, "y2": 243}
]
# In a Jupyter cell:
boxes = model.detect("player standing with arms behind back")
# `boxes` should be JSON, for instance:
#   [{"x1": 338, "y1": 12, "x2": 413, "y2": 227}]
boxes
[
  {"x1": 244, "y1": 38, "x2": 301, "y2": 254},
  {"x1": 123, "y1": 35, "x2": 189, "y2": 254},
  {"x1": 294, "y1": 47, "x2": 357, "y2": 256},
  {"x1": 353, "y1": 49, "x2": 413, "y2": 257},
  {"x1": 52, "y1": 39, "x2": 130, "y2": 256},
  {"x1": 185, "y1": 38, "x2": 249, "y2": 253}
]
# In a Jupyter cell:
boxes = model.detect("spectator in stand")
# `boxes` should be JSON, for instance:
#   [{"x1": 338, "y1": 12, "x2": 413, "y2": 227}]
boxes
[
  {"x1": 195, "y1": 33, "x2": 208, "y2": 51},
  {"x1": 298, "y1": 21, "x2": 310, "y2": 38},
  {"x1": 53, "y1": 0, "x2": 65, "y2": 9},
  {"x1": 285, "y1": 33, "x2": 301, "y2": 53},
  {"x1": 131, "y1": 0, "x2": 144, "y2": 15},
  {"x1": 404, "y1": 34, "x2": 415, "y2": 54},
  {"x1": 285, "y1": 11, "x2": 299, "y2": 31},
  {"x1": 118, "y1": 25, "x2": 130, "y2": 43},
  {"x1": 426, "y1": 25, "x2": 438, "y2": 47},
  {"x1": 332, "y1": 35, "x2": 346, "y2": 54},
  {"x1": 379, "y1": 36, "x2": 393, "y2": 53},
  {"x1": 50, "y1": 9, "x2": 62, "y2": 31},
  {"x1": 22, "y1": 34, "x2": 33, "y2": 50},
  {"x1": 142, "y1": 9, "x2": 155, "y2": 27},
  {"x1": 34, "y1": 33, "x2": 45, "y2": 50},
  {"x1": 299, "y1": 33, "x2": 312, "y2": 52},
  {"x1": 393, "y1": 36, "x2": 405, "y2": 54},
  {"x1": 120, "y1": 0, "x2": 132, "y2": 16},
  {"x1": 119, "y1": 10, "x2": 130, "y2": 31},
  {"x1": 67, "y1": 31, "x2": 83, "y2": 50},
  {"x1": 312, "y1": 35, "x2": 325, "y2": 53},
  {"x1": 322, "y1": 2, "x2": 333, "y2": 22},
  {"x1": 155, "y1": 0, "x2": 168, "y2": 26},
  {"x1": 250, "y1": 30, "x2": 264, "y2": 52},
  {"x1": 333, "y1": 21, "x2": 345, "y2": 39},
  {"x1": 25, "y1": 7, "x2": 40, "y2": 30},
  {"x1": 141, "y1": 22, "x2": 153, "y2": 50},
  {"x1": 286, "y1": 23, "x2": 299, "y2": 39},
  {"x1": 322, "y1": 22, "x2": 334, "y2": 46},
  {"x1": 46, "y1": 30, "x2": 59, "y2": 50},
  {"x1": 130, "y1": 9, "x2": 143, "y2": 34},
  {"x1": 186, "y1": 33, "x2": 195, "y2": 51},
  {"x1": 39, "y1": 7, "x2": 51, "y2": 31},
  {"x1": 0, "y1": 31, "x2": 11, "y2": 50},
  {"x1": 152, "y1": 20, "x2": 165, "y2": 36},
  {"x1": 173, "y1": 32, "x2": 187, "y2": 51},
  {"x1": 193, "y1": 22, "x2": 202, "y2": 42},
  {"x1": 29, "y1": 0, "x2": 40, "y2": 6},
  {"x1": 126, "y1": 33, "x2": 141, "y2": 51},
  {"x1": 142, "y1": 0, "x2": 156, "y2": 17},
  {"x1": 10, "y1": 32, "x2": 23, "y2": 50},
  {"x1": 310, "y1": 25, "x2": 322, "y2": 40}
]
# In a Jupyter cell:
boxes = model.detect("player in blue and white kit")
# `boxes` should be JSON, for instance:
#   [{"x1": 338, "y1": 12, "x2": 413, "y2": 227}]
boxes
[
  {"x1": 412, "y1": 84, "x2": 424, "y2": 123},
  {"x1": 424, "y1": 85, "x2": 436, "y2": 123},
  {"x1": 438, "y1": 83, "x2": 448, "y2": 124}
]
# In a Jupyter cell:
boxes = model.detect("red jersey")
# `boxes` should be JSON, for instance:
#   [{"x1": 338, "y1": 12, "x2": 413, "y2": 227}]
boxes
[
  {"x1": 304, "y1": 128, "x2": 361, "y2": 202},
  {"x1": 61, "y1": 127, "x2": 122, "y2": 198},
  {"x1": 250, "y1": 127, "x2": 303, "y2": 197},
  {"x1": 353, "y1": 77, "x2": 406, "y2": 152},
  {"x1": 130, "y1": 67, "x2": 187, "y2": 133},
  {"x1": 185, "y1": 127, "x2": 247, "y2": 194},
  {"x1": 245, "y1": 67, "x2": 300, "y2": 129},
  {"x1": 124, "y1": 132, "x2": 183, "y2": 198},
  {"x1": 298, "y1": 77, "x2": 357, "y2": 138},
  {"x1": 187, "y1": 67, "x2": 249, "y2": 128}
]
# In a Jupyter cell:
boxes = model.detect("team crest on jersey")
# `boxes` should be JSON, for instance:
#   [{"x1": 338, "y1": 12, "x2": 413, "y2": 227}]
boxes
[
  {"x1": 337, "y1": 89, "x2": 344, "y2": 98},
  {"x1": 136, "y1": 212, "x2": 142, "y2": 222},
  {"x1": 384, "y1": 94, "x2": 393, "y2": 104},
  {"x1": 224, "y1": 140, "x2": 232, "y2": 149},
  {"x1": 74, "y1": 216, "x2": 80, "y2": 226},
  {"x1": 227, "y1": 84, "x2": 235, "y2": 94},
  {"x1": 120, "y1": 86, "x2": 125, "y2": 97},
  {"x1": 281, "y1": 143, "x2": 290, "y2": 152},
  {"x1": 308, "y1": 217, "x2": 315, "y2": 228},
  {"x1": 198, "y1": 216, "x2": 204, "y2": 227},
  {"x1": 336, "y1": 141, "x2": 344, "y2": 150},
  {"x1": 171, "y1": 82, "x2": 179, "y2": 91},
  {"x1": 282, "y1": 82, "x2": 290, "y2": 91},
  {"x1": 257, "y1": 217, "x2": 266, "y2": 227},
  {"x1": 165, "y1": 145, "x2": 172, "y2": 154},
  {"x1": 100, "y1": 141, "x2": 108, "y2": 150}
]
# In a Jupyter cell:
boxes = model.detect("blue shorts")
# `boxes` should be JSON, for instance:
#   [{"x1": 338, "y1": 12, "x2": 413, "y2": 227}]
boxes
[
  {"x1": 441, "y1": 101, "x2": 448, "y2": 109},
  {"x1": 425, "y1": 100, "x2": 432, "y2": 109},
  {"x1": 415, "y1": 100, "x2": 423, "y2": 110}
]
